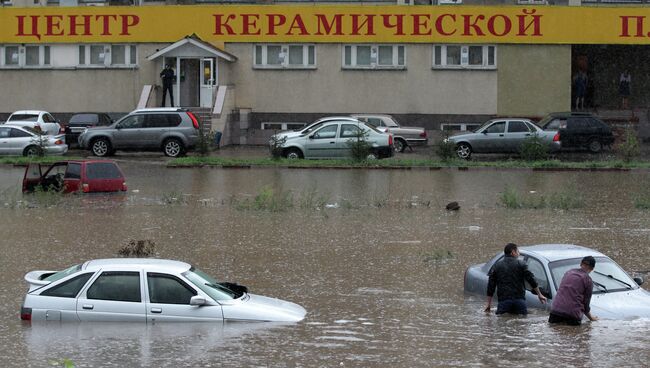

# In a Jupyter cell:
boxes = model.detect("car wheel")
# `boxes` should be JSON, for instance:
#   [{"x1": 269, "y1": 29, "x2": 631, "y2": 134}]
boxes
[
  {"x1": 163, "y1": 138, "x2": 185, "y2": 157},
  {"x1": 393, "y1": 139, "x2": 407, "y2": 153},
  {"x1": 284, "y1": 148, "x2": 303, "y2": 159},
  {"x1": 23, "y1": 145, "x2": 42, "y2": 157},
  {"x1": 456, "y1": 143, "x2": 472, "y2": 160},
  {"x1": 588, "y1": 139, "x2": 602, "y2": 153},
  {"x1": 91, "y1": 138, "x2": 111, "y2": 157}
]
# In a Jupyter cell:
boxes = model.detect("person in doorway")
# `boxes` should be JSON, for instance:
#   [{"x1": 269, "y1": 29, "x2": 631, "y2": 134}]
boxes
[
  {"x1": 548, "y1": 256, "x2": 598, "y2": 325},
  {"x1": 160, "y1": 64, "x2": 175, "y2": 107},
  {"x1": 574, "y1": 71, "x2": 588, "y2": 110},
  {"x1": 619, "y1": 70, "x2": 631, "y2": 109},
  {"x1": 485, "y1": 243, "x2": 548, "y2": 315}
]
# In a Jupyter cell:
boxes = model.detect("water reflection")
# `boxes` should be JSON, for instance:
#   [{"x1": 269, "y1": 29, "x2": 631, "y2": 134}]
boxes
[{"x1": 0, "y1": 162, "x2": 649, "y2": 366}]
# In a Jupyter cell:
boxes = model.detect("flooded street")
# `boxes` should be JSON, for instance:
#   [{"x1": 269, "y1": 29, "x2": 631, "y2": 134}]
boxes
[{"x1": 0, "y1": 162, "x2": 649, "y2": 367}]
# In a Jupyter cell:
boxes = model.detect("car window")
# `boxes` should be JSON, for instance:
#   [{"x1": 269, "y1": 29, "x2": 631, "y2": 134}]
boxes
[
  {"x1": 147, "y1": 273, "x2": 197, "y2": 304},
  {"x1": 0, "y1": 127, "x2": 10, "y2": 138},
  {"x1": 118, "y1": 115, "x2": 144, "y2": 129},
  {"x1": 544, "y1": 118, "x2": 566, "y2": 130},
  {"x1": 43, "y1": 264, "x2": 82, "y2": 282},
  {"x1": 9, "y1": 114, "x2": 38, "y2": 122},
  {"x1": 312, "y1": 124, "x2": 338, "y2": 139},
  {"x1": 507, "y1": 121, "x2": 531, "y2": 133},
  {"x1": 86, "y1": 163, "x2": 123, "y2": 179},
  {"x1": 525, "y1": 256, "x2": 551, "y2": 298},
  {"x1": 549, "y1": 257, "x2": 637, "y2": 294},
  {"x1": 87, "y1": 271, "x2": 141, "y2": 302},
  {"x1": 64, "y1": 163, "x2": 82, "y2": 179},
  {"x1": 301, "y1": 121, "x2": 324, "y2": 134},
  {"x1": 41, "y1": 273, "x2": 93, "y2": 298},
  {"x1": 340, "y1": 124, "x2": 362, "y2": 138},
  {"x1": 69, "y1": 114, "x2": 99, "y2": 124},
  {"x1": 366, "y1": 118, "x2": 383, "y2": 128},
  {"x1": 101, "y1": 115, "x2": 113, "y2": 126},
  {"x1": 568, "y1": 118, "x2": 588, "y2": 130},
  {"x1": 485, "y1": 121, "x2": 505, "y2": 134},
  {"x1": 9, "y1": 128, "x2": 32, "y2": 138},
  {"x1": 145, "y1": 114, "x2": 181, "y2": 128},
  {"x1": 525, "y1": 122, "x2": 539, "y2": 132},
  {"x1": 43, "y1": 114, "x2": 56, "y2": 123}
]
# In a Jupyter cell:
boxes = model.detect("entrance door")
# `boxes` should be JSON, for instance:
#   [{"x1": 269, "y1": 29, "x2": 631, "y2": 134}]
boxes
[
  {"x1": 200, "y1": 58, "x2": 216, "y2": 108},
  {"x1": 180, "y1": 59, "x2": 200, "y2": 107}
]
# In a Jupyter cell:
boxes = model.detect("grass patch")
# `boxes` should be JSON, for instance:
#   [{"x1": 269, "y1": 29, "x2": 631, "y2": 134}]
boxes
[
  {"x1": 0, "y1": 156, "x2": 85, "y2": 166},
  {"x1": 633, "y1": 192, "x2": 650, "y2": 209},
  {"x1": 422, "y1": 249, "x2": 454, "y2": 264},
  {"x1": 233, "y1": 186, "x2": 294, "y2": 212},
  {"x1": 160, "y1": 191, "x2": 188, "y2": 205},
  {"x1": 169, "y1": 156, "x2": 650, "y2": 170},
  {"x1": 499, "y1": 185, "x2": 584, "y2": 209}
]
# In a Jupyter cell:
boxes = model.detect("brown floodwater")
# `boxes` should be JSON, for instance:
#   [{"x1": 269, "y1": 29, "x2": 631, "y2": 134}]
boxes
[{"x1": 0, "y1": 162, "x2": 649, "y2": 367}]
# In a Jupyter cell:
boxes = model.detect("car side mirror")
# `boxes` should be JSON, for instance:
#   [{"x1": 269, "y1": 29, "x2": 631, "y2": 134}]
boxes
[
  {"x1": 634, "y1": 276, "x2": 644, "y2": 286},
  {"x1": 190, "y1": 295, "x2": 207, "y2": 306},
  {"x1": 309, "y1": 134, "x2": 315, "y2": 139},
  {"x1": 115, "y1": 124, "x2": 122, "y2": 130},
  {"x1": 482, "y1": 131, "x2": 487, "y2": 135}
]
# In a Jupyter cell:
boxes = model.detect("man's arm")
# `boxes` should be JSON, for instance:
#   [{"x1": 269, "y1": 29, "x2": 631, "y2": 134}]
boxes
[
  {"x1": 485, "y1": 270, "x2": 497, "y2": 312},
  {"x1": 584, "y1": 278, "x2": 596, "y2": 321}
]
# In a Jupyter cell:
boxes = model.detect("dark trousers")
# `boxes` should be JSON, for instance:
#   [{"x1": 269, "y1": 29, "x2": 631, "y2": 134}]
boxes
[
  {"x1": 548, "y1": 312, "x2": 582, "y2": 326},
  {"x1": 162, "y1": 84, "x2": 174, "y2": 107},
  {"x1": 496, "y1": 298, "x2": 528, "y2": 315}
]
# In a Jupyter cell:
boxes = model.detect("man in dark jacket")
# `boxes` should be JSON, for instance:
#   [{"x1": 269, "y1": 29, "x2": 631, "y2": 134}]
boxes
[
  {"x1": 485, "y1": 243, "x2": 547, "y2": 315},
  {"x1": 160, "y1": 64, "x2": 175, "y2": 107}
]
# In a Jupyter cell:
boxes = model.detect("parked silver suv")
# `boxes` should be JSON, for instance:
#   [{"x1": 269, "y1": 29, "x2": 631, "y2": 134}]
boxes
[{"x1": 78, "y1": 108, "x2": 200, "y2": 157}]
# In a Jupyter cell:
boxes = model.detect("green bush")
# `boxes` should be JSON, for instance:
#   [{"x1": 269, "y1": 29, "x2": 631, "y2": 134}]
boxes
[
  {"x1": 519, "y1": 136, "x2": 549, "y2": 161},
  {"x1": 618, "y1": 127, "x2": 640, "y2": 163},
  {"x1": 436, "y1": 139, "x2": 456, "y2": 161},
  {"x1": 196, "y1": 129, "x2": 215, "y2": 156},
  {"x1": 345, "y1": 130, "x2": 372, "y2": 162},
  {"x1": 269, "y1": 134, "x2": 287, "y2": 160}
]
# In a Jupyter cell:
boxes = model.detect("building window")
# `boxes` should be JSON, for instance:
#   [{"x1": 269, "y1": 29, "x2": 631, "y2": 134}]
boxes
[
  {"x1": 254, "y1": 44, "x2": 316, "y2": 69},
  {"x1": 79, "y1": 44, "x2": 137, "y2": 67},
  {"x1": 433, "y1": 45, "x2": 496, "y2": 69},
  {"x1": 1, "y1": 45, "x2": 50, "y2": 68},
  {"x1": 343, "y1": 45, "x2": 405, "y2": 69}
]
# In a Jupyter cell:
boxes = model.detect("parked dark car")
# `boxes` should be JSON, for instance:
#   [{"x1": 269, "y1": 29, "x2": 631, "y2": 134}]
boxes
[
  {"x1": 539, "y1": 112, "x2": 614, "y2": 153},
  {"x1": 22, "y1": 160, "x2": 127, "y2": 193},
  {"x1": 78, "y1": 108, "x2": 200, "y2": 157},
  {"x1": 64, "y1": 113, "x2": 113, "y2": 146}
]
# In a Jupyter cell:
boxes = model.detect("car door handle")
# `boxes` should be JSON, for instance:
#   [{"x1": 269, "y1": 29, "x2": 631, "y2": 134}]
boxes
[
  {"x1": 499, "y1": 134, "x2": 504, "y2": 137},
  {"x1": 330, "y1": 141, "x2": 335, "y2": 144},
  {"x1": 525, "y1": 133, "x2": 531, "y2": 136},
  {"x1": 82, "y1": 304, "x2": 94, "y2": 310},
  {"x1": 151, "y1": 308, "x2": 162, "y2": 314}
]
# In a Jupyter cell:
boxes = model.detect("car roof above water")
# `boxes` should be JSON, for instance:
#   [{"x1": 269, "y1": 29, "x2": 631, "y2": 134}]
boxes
[
  {"x1": 83, "y1": 258, "x2": 192, "y2": 273},
  {"x1": 520, "y1": 244, "x2": 607, "y2": 263}
]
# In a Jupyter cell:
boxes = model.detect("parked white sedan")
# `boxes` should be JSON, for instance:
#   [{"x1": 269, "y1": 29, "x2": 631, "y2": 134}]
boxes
[
  {"x1": 21, "y1": 258, "x2": 307, "y2": 322},
  {"x1": 0, "y1": 125, "x2": 67, "y2": 156},
  {"x1": 5, "y1": 110, "x2": 62, "y2": 136}
]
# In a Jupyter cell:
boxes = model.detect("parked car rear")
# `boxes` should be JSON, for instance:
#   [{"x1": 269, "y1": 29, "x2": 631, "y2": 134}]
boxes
[
  {"x1": 4, "y1": 110, "x2": 62, "y2": 136},
  {"x1": 351, "y1": 114, "x2": 428, "y2": 153},
  {"x1": 539, "y1": 112, "x2": 614, "y2": 153},
  {"x1": 78, "y1": 108, "x2": 200, "y2": 157},
  {"x1": 22, "y1": 160, "x2": 127, "y2": 193},
  {"x1": 64, "y1": 113, "x2": 113, "y2": 147},
  {"x1": 0, "y1": 125, "x2": 67, "y2": 157}
]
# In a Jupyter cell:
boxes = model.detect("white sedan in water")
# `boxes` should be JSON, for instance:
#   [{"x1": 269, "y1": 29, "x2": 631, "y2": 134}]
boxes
[
  {"x1": 4, "y1": 110, "x2": 62, "y2": 136},
  {"x1": 21, "y1": 258, "x2": 306, "y2": 323},
  {"x1": 464, "y1": 244, "x2": 650, "y2": 320}
]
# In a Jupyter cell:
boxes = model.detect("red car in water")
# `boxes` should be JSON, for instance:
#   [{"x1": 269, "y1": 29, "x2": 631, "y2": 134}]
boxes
[{"x1": 22, "y1": 160, "x2": 127, "y2": 193}]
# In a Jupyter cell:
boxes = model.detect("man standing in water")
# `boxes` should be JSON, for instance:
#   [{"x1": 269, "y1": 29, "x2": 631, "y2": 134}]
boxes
[
  {"x1": 548, "y1": 256, "x2": 598, "y2": 325},
  {"x1": 485, "y1": 243, "x2": 547, "y2": 315}
]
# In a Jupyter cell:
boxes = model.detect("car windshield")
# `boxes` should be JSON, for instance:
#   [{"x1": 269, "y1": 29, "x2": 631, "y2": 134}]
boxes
[
  {"x1": 473, "y1": 120, "x2": 493, "y2": 133},
  {"x1": 43, "y1": 264, "x2": 82, "y2": 282},
  {"x1": 300, "y1": 121, "x2": 325, "y2": 134},
  {"x1": 549, "y1": 257, "x2": 637, "y2": 294},
  {"x1": 382, "y1": 118, "x2": 399, "y2": 128},
  {"x1": 537, "y1": 115, "x2": 557, "y2": 128},
  {"x1": 9, "y1": 114, "x2": 39, "y2": 122},
  {"x1": 69, "y1": 114, "x2": 99, "y2": 124},
  {"x1": 183, "y1": 267, "x2": 238, "y2": 300}
]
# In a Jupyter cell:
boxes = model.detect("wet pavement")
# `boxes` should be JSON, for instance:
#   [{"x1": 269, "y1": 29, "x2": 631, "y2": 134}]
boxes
[{"x1": 0, "y1": 160, "x2": 649, "y2": 367}]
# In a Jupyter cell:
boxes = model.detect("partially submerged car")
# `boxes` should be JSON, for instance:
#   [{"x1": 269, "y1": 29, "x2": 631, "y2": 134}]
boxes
[
  {"x1": 351, "y1": 114, "x2": 428, "y2": 153},
  {"x1": 4, "y1": 110, "x2": 62, "y2": 136},
  {"x1": 270, "y1": 117, "x2": 394, "y2": 159},
  {"x1": 22, "y1": 160, "x2": 127, "y2": 193},
  {"x1": 21, "y1": 258, "x2": 307, "y2": 322},
  {"x1": 446, "y1": 118, "x2": 560, "y2": 159},
  {"x1": 464, "y1": 244, "x2": 650, "y2": 320},
  {"x1": 0, "y1": 125, "x2": 67, "y2": 157}
]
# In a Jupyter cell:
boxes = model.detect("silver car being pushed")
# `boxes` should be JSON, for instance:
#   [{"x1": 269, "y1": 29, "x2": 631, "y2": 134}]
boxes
[
  {"x1": 21, "y1": 258, "x2": 306, "y2": 323},
  {"x1": 464, "y1": 244, "x2": 650, "y2": 320},
  {"x1": 445, "y1": 118, "x2": 560, "y2": 160},
  {"x1": 270, "y1": 117, "x2": 394, "y2": 160}
]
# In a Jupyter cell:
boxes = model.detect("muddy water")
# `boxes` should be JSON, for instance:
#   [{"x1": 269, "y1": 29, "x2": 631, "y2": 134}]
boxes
[{"x1": 0, "y1": 162, "x2": 649, "y2": 367}]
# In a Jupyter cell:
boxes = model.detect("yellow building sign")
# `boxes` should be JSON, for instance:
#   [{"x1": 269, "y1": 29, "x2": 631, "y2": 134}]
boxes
[{"x1": 1, "y1": 5, "x2": 650, "y2": 44}]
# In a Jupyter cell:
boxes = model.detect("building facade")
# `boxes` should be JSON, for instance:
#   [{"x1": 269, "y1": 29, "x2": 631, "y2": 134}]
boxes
[{"x1": 0, "y1": 1, "x2": 647, "y2": 144}]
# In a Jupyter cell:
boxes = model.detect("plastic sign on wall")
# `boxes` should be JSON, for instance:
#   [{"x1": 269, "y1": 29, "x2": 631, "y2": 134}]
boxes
[{"x1": 2, "y1": 5, "x2": 650, "y2": 44}]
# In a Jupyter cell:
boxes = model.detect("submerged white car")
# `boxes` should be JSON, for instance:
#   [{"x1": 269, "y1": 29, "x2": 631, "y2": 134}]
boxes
[
  {"x1": 464, "y1": 244, "x2": 650, "y2": 320},
  {"x1": 21, "y1": 258, "x2": 306, "y2": 323}
]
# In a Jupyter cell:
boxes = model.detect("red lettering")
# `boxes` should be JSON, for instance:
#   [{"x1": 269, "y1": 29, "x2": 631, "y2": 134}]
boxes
[
  {"x1": 382, "y1": 14, "x2": 405, "y2": 36},
  {"x1": 517, "y1": 9, "x2": 543, "y2": 36},
  {"x1": 68, "y1": 15, "x2": 92, "y2": 36},
  {"x1": 213, "y1": 14, "x2": 236, "y2": 35},
  {"x1": 462, "y1": 15, "x2": 485, "y2": 36},
  {"x1": 15, "y1": 15, "x2": 41, "y2": 40},
  {"x1": 435, "y1": 14, "x2": 456, "y2": 36},
  {"x1": 120, "y1": 15, "x2": 139, "y2": 36},
  {"x1": 266, "y1": 14, "x2": 287, "y2": 35},
  {"x1": 45, "y1": 15, "x2": 65, "y2": 37},
  {"x1": 286, "y1": 15, "x2": 308, "y2": 35},
  {"x1": 487, "y1": 15, "x2": 511, "y2": 37},
  {"x1": 619, "y1": 15, "x2": 645, "y2": 37},
  {"x1": 95, "y1": 15, "x2": 118, "y2": 36},
  {"x1": 241, "y1": 14, "x2": 261, "y2": 35},
  {"x1": 315, "y1": 14, "x2": 343, "y2": 35},
  {"x1": 411, "y1": 14, "x2": 432, "y2": 36},
  {"x1": 351, "y1": 14, "x2": 375, "y2": 36}
]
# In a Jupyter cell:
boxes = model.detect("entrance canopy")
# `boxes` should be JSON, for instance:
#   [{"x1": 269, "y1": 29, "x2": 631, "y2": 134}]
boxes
[{"x1": 147, "y1": 35, "x2": 237, "y2": 62}]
